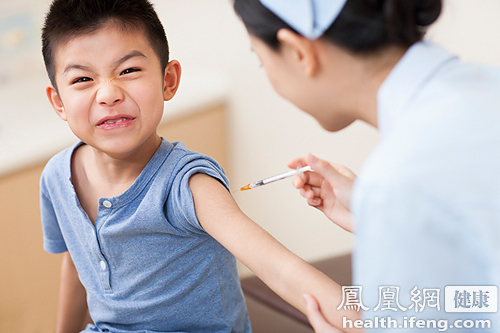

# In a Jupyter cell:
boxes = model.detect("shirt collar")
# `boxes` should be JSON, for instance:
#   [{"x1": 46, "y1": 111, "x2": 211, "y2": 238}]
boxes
[
  {"x1": 377, "y1": 40, "x2": 457, "y2": 138},
  {"x1": 66, "y1": 138, "x2": 174, "y2": 207}
]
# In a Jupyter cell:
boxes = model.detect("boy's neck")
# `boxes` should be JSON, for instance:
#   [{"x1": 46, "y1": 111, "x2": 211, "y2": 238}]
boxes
[{"x1": 79, "y1": 134, "x2": 162, "y2": 196}]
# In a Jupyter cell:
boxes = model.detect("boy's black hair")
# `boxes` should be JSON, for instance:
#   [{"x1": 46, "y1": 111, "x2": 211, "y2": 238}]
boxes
[
  {"x1": 42, "y1": 0, "x2": 169, "y2": 89},
  {"x1": 234, "y1": 0, "x2": 441, "y2": 55}
]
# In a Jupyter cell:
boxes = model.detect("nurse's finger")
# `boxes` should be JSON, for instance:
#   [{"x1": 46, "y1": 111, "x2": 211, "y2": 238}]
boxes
[
  {"x1": 300, "y1": 185, "x2": 321, "y2": 200},
  {"x1": 305, "y1": 185, "x2": 322, "y2": 199},
  {"x1": 288, "y1": 157, "x2": 308, "y2": 169},
  {"x1": 307, "y1": 197, "x2": 322, "y2": 207},
  {"x1": 292, "y1": 174, "x2": 307, "y2": 189},
  {"x1": 306, "y1": 154, "x2": 351, "y2": 189},
  {"x1": 331, "y1": 161, "x2": 356, "y2": 180},
  {"x1": 304, "y1": 171, "x2": 324, "y2": 187},
  {"x1": 292, "y1": 171, "x2": 324, "y2": 190},
  {"x1": 288, "y1": 158, "x2": 315, "y2": 182}
]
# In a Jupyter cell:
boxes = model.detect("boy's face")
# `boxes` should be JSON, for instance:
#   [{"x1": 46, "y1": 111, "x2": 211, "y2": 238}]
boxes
[{"x1": 46, "y1": 23, "x2": 180, "y2": 158}]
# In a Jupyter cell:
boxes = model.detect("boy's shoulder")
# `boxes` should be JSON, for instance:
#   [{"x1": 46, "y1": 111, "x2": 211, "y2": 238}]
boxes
[
  {"x1": 41, "y1": 141, "x2": 82, "y2": 181},
  {"x1": 156, "y1": 140, "x2": 230, "y2": 196},
  {"x1": 168, "y1": 141, "x2": 226, "y2": 177}
]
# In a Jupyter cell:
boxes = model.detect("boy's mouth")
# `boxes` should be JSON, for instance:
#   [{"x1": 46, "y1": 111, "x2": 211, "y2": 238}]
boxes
[{"x1": 97, "y1": 116, "x2": 136, "y2": 129}]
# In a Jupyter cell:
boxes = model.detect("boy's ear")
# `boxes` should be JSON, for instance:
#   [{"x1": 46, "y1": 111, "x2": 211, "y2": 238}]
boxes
[
  {"x1": 46, "y1": 84, "x2": 67, "y2": 121},
  {"x1": 163, "y1": 60, "x2": 182, "y2": 101},
  {"x1": 276, "y1": 28, "x2": 319, "y2": 77}
]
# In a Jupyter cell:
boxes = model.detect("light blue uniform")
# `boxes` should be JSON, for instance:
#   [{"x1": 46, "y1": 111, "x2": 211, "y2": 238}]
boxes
[
  {"x1": 352, "y1": 40, "x2": 500, "y2": 330},
  {"x1": 40, "y1": 139, "x2": 251, "y2": 333}
]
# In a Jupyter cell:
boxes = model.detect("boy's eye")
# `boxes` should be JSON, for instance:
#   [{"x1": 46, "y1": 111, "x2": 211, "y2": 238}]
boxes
[
  {"x1": 120, "y1": 68, "x2": 141, "y2": 75},
  {"x1": 72, "y1": 77, "x2": 93, "y2": 84}
]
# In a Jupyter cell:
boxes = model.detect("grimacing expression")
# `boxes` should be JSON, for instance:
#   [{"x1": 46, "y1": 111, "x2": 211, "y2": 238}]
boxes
[{"x1": 48, "y1": 24, "x2": 172, "y2": 157}]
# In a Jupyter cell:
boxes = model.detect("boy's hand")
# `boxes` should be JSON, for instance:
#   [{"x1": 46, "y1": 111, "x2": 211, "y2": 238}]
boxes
[
  {"x1": 288, "y1": 154, "x2": 356, "y2": 233},
  {"x1": 304, "y1": 294, "x2": 345, "y2": 333}
]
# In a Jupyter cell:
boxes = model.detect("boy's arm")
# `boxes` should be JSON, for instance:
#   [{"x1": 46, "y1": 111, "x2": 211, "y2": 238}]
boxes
[
  {"x1": 56, "y1": 252, "x2": 91, "y2": 333},
  {"x1": 189, "y1": 174, "x2": 361, "y2": 332}
]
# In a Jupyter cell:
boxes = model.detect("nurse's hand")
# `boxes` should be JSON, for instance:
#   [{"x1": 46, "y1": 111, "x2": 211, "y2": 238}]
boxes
[
  {"x1": 304, "y1": 294, "x2": 345, "y2": 333},
  {"x1": 289, "y1": 154, "x2": 356, "y2": 233}
]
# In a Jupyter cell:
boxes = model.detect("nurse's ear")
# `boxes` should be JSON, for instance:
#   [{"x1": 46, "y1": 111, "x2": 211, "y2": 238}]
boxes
[{"x1": 276, "y1": 28, "x2": 319, "y2": 77}]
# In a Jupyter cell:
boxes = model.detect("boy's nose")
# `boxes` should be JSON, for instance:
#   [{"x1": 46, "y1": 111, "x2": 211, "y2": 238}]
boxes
[{"x1": 96, "y1": 81, "x2": 124, "y2": 106}]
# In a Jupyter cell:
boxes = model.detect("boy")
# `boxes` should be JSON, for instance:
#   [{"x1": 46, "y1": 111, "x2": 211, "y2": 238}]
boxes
[{"x1": 40, "y1": 0, "x2": 358, "y2": 332}]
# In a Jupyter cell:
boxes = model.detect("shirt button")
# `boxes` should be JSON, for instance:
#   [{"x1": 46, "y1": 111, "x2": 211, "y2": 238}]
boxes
[
  {"x1": 102, "y1": 200, "x2": 112, "y2": 208},
  {"x1": 100, "y1": 260, "x2": 107, "y2": 270}
]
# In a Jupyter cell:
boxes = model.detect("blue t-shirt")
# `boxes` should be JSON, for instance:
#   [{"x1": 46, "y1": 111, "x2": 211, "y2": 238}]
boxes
[{"x1": 40, "y1": 138, "x2": 251, "y2": 333}]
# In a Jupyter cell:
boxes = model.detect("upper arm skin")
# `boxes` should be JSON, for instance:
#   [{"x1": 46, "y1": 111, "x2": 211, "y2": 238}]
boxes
[{"x1": 189, "y1": 173, "x2": 361, "y2": 332}]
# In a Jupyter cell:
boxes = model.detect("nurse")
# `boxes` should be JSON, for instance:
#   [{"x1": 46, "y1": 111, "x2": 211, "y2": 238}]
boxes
[{"x1": 233, "y1": 0, "x2": 500, "y2": 332}]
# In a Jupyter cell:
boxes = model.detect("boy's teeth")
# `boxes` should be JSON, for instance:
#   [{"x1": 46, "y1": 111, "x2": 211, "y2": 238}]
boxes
[{"x1": 104, "y1": 117, "x2": 127, "y2": 124}]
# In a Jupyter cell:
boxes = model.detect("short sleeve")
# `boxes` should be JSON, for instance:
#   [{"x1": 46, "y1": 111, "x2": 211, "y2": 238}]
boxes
[
  {"x1": 40, "y1": 175, "x2": 67, "y2": 253},
  {"x1": 165, "y1": 152, "x2": 230, "y2": 234}
]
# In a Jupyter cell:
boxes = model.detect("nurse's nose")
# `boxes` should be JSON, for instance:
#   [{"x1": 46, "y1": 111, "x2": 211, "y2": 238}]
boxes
[{"x1": 96, "y1": 81, "x2": 124, "y2": 106}]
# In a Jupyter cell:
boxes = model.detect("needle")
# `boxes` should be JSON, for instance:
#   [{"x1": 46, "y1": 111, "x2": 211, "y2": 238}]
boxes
[{"x1": 239, "y1": 165, "x2": 312, "y2": 191}]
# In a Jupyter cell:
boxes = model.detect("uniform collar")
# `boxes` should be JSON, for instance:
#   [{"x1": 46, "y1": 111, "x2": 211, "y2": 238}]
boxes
[{"x1": 377, "y1": 40, "x2": 457, "y2": 138}]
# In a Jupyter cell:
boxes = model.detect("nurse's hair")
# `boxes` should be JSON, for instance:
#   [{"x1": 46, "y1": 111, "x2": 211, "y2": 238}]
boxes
[
  {"x1": 234, "y1": 0, "x2": 441, "y2": 54},
  {"x1": 42, "y1": 0, "x2": 169, "y2": 90}
]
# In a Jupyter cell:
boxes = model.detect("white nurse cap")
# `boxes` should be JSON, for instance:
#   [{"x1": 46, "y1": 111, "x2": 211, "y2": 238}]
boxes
[{"x1": 259, "y1": 0, "x2": 348, "y2": 40}]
